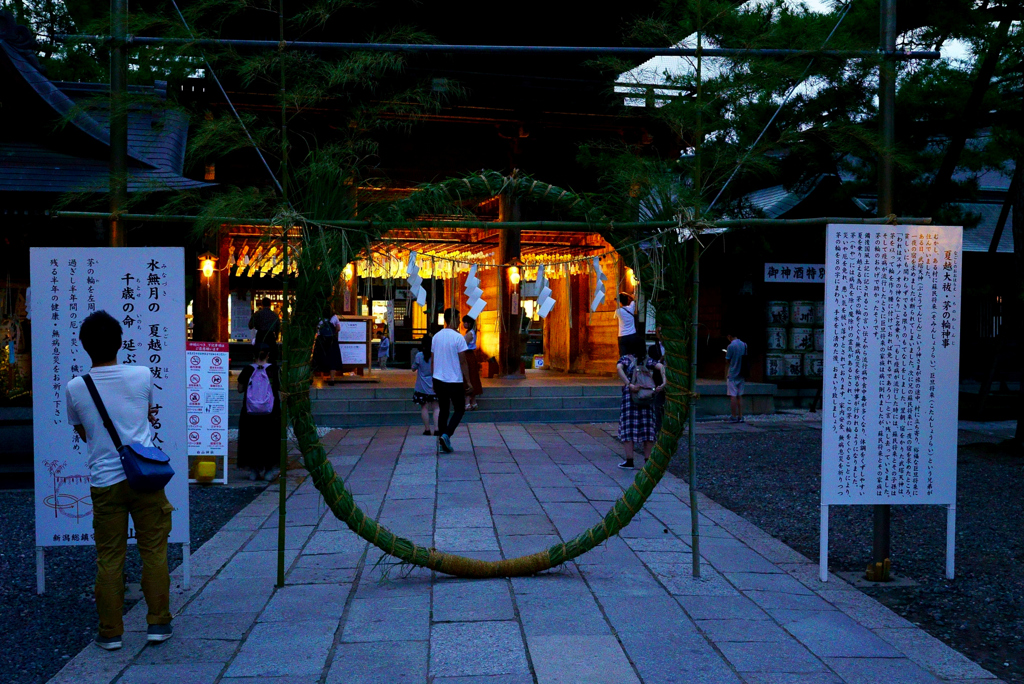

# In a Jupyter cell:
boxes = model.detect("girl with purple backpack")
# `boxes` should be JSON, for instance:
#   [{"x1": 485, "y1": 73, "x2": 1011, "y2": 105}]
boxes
[{"x1": 237, "y1": 345, "x2": 282, "y2": 481}]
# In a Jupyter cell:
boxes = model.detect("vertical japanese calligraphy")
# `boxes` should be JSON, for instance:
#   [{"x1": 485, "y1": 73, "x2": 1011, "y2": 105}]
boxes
[
  {"x1": 822, "y1": 226, "x2": 961, "y2": 505},
  {"x1": 31, "y1": 248, "x2": 189, "y2": 547}
]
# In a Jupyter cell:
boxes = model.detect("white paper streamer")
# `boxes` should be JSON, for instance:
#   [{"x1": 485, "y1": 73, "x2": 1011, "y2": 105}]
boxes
[{"x1": 590, "y1": 255, "x2": 607, "y2": 312}]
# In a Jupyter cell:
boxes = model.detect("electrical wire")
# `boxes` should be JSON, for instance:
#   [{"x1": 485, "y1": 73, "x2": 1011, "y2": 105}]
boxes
[
  {"x1": 706, "y1": 0, "x2": 854, "y2": 211},
  {"x1": 170, "y1": 0, "x2": 288, "y2": 200}
]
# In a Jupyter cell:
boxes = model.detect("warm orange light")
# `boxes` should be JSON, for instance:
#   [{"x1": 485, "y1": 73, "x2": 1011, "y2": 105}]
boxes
[
  {"x1": 343, "y1": 264, "x2": 354, "y2": 281},
  {"x1": 201, "y1": 259, "x2": 215, "y2": 279},
  {"x1": 198, "y1": 252, "x2": 218, "y2": 280},
  {"x1": 626, "y1": 267, "x2": 637, "y2": 287},
  {"x1": 508, "y1": 266, "x2": 521, "y2": 285}
]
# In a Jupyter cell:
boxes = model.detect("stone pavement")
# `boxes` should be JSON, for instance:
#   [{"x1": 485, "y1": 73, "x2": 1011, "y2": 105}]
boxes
[{"x1": 49, "y1": 421, "x2": 999, "y2": 684}]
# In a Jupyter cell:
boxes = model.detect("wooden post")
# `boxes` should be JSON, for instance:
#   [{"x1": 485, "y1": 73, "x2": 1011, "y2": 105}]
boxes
[{"x1": 498, "y1": 194, "x2": 522, "y2": 376}]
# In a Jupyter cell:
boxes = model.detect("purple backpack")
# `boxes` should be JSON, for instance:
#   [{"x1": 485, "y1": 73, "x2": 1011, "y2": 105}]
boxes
[{"x1": 246, "y1": 364, "x2": 275, "y2": 414}]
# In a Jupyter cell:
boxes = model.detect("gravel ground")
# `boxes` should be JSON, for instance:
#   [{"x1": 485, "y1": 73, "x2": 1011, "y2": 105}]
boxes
[
  {"x1": 0, "y1": 482, "x2": 265, "y2": 684},
  {"x1": 668, "y1": 423, "x2": 1024, "y2": 682}
]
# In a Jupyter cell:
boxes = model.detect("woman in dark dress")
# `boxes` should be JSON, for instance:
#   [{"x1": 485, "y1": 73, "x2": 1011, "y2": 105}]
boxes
[
  {"x1": 313, "y1": 306, "x2": 342, "y2": 385},
  {"x1": 237, "y1": 346, "x2": 282, "y2": 481}
]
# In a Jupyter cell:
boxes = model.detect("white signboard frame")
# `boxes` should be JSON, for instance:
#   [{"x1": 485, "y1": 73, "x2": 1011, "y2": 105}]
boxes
[
  {"x1": 186, "y1": 341, "x2": 229, "y2": 484},
  {"x1": 30, "y1": 248, "x2": 190, "y2": 593},
  {"x1": 820, "y1": 225, "x2": 962, "y2": 581}
]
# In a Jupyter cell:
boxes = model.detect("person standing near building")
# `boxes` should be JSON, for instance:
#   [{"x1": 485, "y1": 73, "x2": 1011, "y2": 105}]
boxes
[
  {"x1": 725, "y1": 331, "x2": 748, "y2": 423},
  {"x1": 462, "y1": 315, "x2": 482, "y2": 411},
  {"x1": 248, "y1": 298, "x2": 280, "y2": 360},
  {"x1": 431, "y1": 308, "x2": 472, "y2": 454},
  {"x1": 411, "y1": 334, "x2": 439, "y2": 435},
  {"x1": 616, "y1": 293, "x2": 642, "y2": 357},
  {"x1": 377, "y1": 325, "x2": 390, "y2": 370},
  {"x1": 615, "y1": 345, "x2": 666, "y2": 469},
  {"x1": 313, "y1": 305, "x2": 342, "y2": 385},
  {"x1": 65, "y1": 311, "x2": 173, "y2": 650},
  {"x1": 237, "y1": 345, "x2": 282, "y2": 480}
]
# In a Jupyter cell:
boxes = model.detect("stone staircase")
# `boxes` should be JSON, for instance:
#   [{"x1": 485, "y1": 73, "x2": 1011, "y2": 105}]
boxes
[{"x1": 229, "y1": 383, "x2": 622, "y2": 428}]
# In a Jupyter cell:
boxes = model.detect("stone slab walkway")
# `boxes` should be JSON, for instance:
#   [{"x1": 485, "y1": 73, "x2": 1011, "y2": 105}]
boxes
[{"x1": 49, "y1": 422, "x2": 999, "y2": 684}]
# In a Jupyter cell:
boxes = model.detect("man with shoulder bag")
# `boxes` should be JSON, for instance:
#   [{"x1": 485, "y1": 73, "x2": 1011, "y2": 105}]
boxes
[{"x1": 66, "y1": 311, "x2": 174, "y2": 651}]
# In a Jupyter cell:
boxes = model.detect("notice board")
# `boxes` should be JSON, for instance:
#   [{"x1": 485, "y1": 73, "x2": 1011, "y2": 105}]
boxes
[
  {"x1": 31, "y1": 248, "x2": 189, "y2": 546},
  {"x1": 822, "y1": 225, "x2": 962, "y2": 505},
  {"x1": 186, "y1": 341, "x2": 229, "y2": 461}
]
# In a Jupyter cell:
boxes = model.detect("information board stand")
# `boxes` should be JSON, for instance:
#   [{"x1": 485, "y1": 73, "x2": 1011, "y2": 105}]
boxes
[
  {"x1": 338, "y1": 316, "x2": 373, "y2": 373},
  {"x1": 820, "y1": 225, "x2": 962, "y2": 581},
  {"x1": 186, "y1": 341, "x2": 229, "y2": 484},
  {"x1": 30, "y1": 248, "x2": 191, "y2": 593}
]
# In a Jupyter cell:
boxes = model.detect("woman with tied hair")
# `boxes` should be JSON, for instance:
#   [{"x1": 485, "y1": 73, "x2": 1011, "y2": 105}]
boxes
[
  {"x1": 410, "y1": 334, "x2": 440, "y2": 435},
  {"x1": 462, "y1": 315, "x2": 482, "y2": 410}
]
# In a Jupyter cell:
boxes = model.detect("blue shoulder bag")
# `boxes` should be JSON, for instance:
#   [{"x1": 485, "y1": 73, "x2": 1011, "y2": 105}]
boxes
[{"x1": 83, "y1": 374, "x2": 174, "y2": 493}]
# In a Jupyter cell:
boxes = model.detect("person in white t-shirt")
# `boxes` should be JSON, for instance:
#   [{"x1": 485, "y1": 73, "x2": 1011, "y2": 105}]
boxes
[
  {"x1": 431, "y1": 308, "x2": 472, "y2": 453},
  {"x1": 616, "y1": 293, "x2": 642, "y2": 357},
  {"x1": 65, "y1": 311, "x2": 173, "y2": 651}
]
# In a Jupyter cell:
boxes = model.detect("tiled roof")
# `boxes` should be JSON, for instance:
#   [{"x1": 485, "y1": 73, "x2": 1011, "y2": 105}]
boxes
[
  {"x1": 0, "y1": 35, "x2": 211, "y2": 195},
  {"x1": 960, "y1": 202, "x2": 1014, "y2": 253}
]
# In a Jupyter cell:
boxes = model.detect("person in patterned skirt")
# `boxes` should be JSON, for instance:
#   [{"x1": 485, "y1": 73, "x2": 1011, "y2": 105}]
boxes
[{"x1": 616, "y1": 348, "x2": 666, "y2": 469}]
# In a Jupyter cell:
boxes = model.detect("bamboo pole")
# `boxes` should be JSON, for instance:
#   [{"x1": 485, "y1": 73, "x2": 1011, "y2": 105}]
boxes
[
  {"x1": 54, "y1": 35, "x2": 941, "y2": 60},
  {"x1": 276, "y1": 0, "x2": 290, "y2": 590},
  {"x1": 52, "y1": 212, "x2": 934, "y2": 230}
]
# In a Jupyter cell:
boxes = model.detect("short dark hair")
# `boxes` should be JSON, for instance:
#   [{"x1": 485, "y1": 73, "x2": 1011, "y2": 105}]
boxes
[
  {"x1": 462, "y1": 315, "x2": 476, "y2": 329},
  {"x1": 443, "y1": 307, "x2": 459, "y2": 325},
  {"x1": 648, "y1": 343, "x2": 663, "y2": 362},
  {"x1": 618, "y1": 293, "x2": 633, "y2": 306},
  {"x1": 79, "y1": 311, "x2": 122, "y2": 364},
  {"x1": 261, "y1": 297, "x2": 273, "y2": 308}
]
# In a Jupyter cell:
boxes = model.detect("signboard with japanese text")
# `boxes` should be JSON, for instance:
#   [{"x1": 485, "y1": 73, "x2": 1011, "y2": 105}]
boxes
[
  {"x1": 230, "y1": 295, "x2": 253, "y2": 342},
  {"x1": 31, "y1": 248, "x2": 189, "y2": 546},
  {"x1": 338, "y1": 320, "x2": 367, "y2": 343},
  {"x1": 186, "y1": 342, "x2": 228, "y2": 458},
  {"x1": 764, "y1": 263, "x2": 826, "y2": 283},
  {"x1": 822, "y1": 226, "x2": 962, "y2": 505}
]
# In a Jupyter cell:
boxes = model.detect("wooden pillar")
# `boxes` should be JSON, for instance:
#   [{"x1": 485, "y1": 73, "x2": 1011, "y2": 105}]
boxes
[
  {"x1": 498, "y1": 194, "x2": 522, "y2": 376},
  {"x1": 217, "y1": 233, "x2": 230, "y2": 342}
]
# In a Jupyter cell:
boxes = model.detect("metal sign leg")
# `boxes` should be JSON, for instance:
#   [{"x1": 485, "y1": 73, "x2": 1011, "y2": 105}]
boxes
[
  {"x1": 945, "y1": 504, "x2": 956, "y2": 580},
  {"x1": 819, "y1": 505, "x2": 829, "y2": 582},
  {"x1": 36, "y1": 547, "x2": 45, "y2": 595},
  {"x1": 182, "y1": 542, "x2": 191, "y2": 591}
]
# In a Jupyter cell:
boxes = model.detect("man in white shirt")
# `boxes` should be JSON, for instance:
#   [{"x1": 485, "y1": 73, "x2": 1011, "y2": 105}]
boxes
[
  {"x1": 725, "y1": 331, "x2": 748, "y2": 423},
  {"x1": 431, "y1": 308, "x2": 472, "y2": 453},
  {"x1": 66, "y1": 311, "x2": 173, "y2": 650}
]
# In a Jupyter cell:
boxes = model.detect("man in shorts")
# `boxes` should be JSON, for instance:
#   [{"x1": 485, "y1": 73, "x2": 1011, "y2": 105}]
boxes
[{"x1": 725, "y1": 331, "x2": 748, "y2": 423}]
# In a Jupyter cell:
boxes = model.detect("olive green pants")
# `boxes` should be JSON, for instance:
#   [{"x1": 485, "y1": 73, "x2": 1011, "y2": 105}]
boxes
[{"x1": 91, "y1": 480, "x2": 174, "y2": 637}]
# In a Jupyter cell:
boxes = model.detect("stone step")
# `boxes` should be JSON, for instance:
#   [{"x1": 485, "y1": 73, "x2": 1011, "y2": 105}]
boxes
[
  {"x1": 230, "y1": 395, "x2": 620, "y2": 415},
  {"x1": 229, "y1": 405, "x2": 620, "y2": 428}
]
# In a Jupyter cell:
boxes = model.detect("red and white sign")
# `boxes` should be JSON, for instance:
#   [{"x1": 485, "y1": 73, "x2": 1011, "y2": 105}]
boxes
[{"x1": 186, "y1": 342, "x2": 229, "y2": 459}]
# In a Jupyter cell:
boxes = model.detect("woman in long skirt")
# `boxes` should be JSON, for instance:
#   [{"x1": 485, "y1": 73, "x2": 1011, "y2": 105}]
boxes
[
  {"x1": 462, "y1": 315, "x2": 483, "y2": 410},
  {"x1": 313, "y1": 307, "x2": 342, "y2": 385},
  {"x1": 237, "y1": 346, "x2": 282, "y2": 481},
  {"x1": 616, "y1": 349, "x2": 666, "y2": 470}
]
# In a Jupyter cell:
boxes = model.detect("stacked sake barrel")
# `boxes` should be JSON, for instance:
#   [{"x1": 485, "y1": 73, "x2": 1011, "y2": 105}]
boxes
[{"x1": 765, "y1": 300, "x2": 825, "y2": 380}]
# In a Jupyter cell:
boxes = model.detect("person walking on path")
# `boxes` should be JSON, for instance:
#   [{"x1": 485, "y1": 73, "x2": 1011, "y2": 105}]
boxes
[
  {"x1": 431, "y1": 308, "x2": 472, "y2": 454},
  {"x1": 725, "y1": 331, "x2": 748, "y2": 423},
  {"x1": 462, "y1": 314, "x2": 482, "y2": 410},
  {"x1": 237, "y1": 345, "x2": 282, "y2": 480},
  {"x1": 616, "y1": 293, "x2": 642, "y2": 357},
  {"x1": 411, "y1": 334, "x2": 440, "y2": 435},
  {"x1": 616, "y1": 346, "x2": 666, "y2": 469},
  {"x1": 377, "y1": 325, "x2": 390, "y2": 370},
  {"x1": 248, "y1": 298, "x2": 280, "y2": 360},
  {"x1": 313, "y1": 306, "x2": 342, "y2": 385},
  {"x1": 65, "y1": 311, "x2": 173, "y2": 651}
]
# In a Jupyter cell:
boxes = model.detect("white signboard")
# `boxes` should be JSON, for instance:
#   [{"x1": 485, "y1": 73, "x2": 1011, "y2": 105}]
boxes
[
  {"x1": 31, "y1": 248, "x2": 189, "y2": 547},
  {"x1": 340, "y1": 343, "x2": 367, "y2": 365},
  {"x1": 338, "y1": 320, "x2": 367, "y2": 343},
  {"x1": 820, "y1": 225, "x2": 962, "y2": 580},
  {"x1": 230, "y1": 295, "x2": 253, "y2": 342},
  {"x1": 765, "y1": 263, "x2": 826, "y2": 283},
  {"x1": 186, "y1": 342, "x2": 228, "y2": 466}
]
